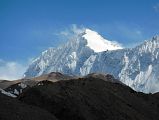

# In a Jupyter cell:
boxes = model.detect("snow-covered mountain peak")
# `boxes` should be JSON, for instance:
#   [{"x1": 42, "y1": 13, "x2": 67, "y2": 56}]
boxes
[
  {"x1": 24, "y1": 25, "x2": 159, "y2": 93},
  {"x1": 135, "y1": 35, "x2": 159, "y2": 54},
  {"x1": 82, "y1": 28, "x2": 123, "y2": 52}
]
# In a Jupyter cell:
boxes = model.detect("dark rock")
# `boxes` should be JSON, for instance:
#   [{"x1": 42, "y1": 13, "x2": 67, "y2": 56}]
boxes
[
  {"x1": 0, "y1": 92, "x2": 57, "y2": 120},
  {"x1": 19, "y1": 76, "x2": 159, "y2": 120}
]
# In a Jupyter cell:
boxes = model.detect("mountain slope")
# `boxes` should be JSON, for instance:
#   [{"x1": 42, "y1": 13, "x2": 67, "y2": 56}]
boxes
[
  {"x1": 24, "y1": 28, "x2": 122, "y2": 78},
  {"x1": 0, "y1": 92, "x2": 57, "y2": 120},
  {"x1": 19, "y1": 76, "x2": 159, "y2": 120},
  {"x1": 24, "y1": 28, "x2": 159, "y2": 93},
  {"x1": 2, "y1": 72, "x2": 76, "y2": 97},
  {"x1": 83, "y1": 29, "x2": 122, "y2": 52},
  {"x1": 0, "y1": 80, "x2": 21, "y2": 89},
  {"x1": 87, "y1": 36, "x2": 159, "y2": 93}
]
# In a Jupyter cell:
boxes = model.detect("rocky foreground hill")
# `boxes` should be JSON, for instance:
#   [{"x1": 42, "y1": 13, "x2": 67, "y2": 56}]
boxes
[{"x1": 0, "y1": 73, "x2": 159, "y2": 120}]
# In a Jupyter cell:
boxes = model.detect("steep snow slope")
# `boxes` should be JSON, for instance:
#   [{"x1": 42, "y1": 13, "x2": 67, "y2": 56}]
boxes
[
  {"x1": 83, "y1": 29, "x2": 122, "y2": 52},
  {"x1": 119, "y1": 36, "x2": 159, "y2": 93},
  {"x1": 85, "y1": 36, "x2": 159, "y2": 93},
  {"x1": 24, "y1": 28, "x2": 159, "y2": 93},
  {"x1": 24, "y1": 28, "x2": 122, "y2": 77}
]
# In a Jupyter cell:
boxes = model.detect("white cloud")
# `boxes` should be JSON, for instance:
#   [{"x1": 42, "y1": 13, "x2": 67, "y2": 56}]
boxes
[
  {"x1": 55, "y1": 24, "x2": 145, "y2": 48},
  {"x1": 56, "y1": 24, "x2": 85, "y2": 39},
  {"x1": 0, "y1": 60, "x2": 27, "y2": 80},
  {"x1": 154, "y1": 3, "x2": 159, "y2": 12},
  {"x1": 71, "y1": 24, "x2": 85, "y2": 34}
]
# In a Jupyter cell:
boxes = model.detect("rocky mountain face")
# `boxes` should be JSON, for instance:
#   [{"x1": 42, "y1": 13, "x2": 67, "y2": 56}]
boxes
[
  {"x1": 19, "y1": 75, "x2": 159, "y2": 120},
  {"x1": 24, "y1": 28, "x2": 159, "y2": 93},
  {"x1": 24, "y1": 28, "x2": 122, "y2": 78},
  {"x1": 0, "y1": 73, "x2": 159, "y2": 120},
  {"x1": 0, "y1": 92, "x2": 57, "y2": 120},
  {"x1": 84, "y1": 36, "x2": 159, "y2": 93},
  {"x1": 0, "y1": 72, "x2": 75, "y2": 97}
]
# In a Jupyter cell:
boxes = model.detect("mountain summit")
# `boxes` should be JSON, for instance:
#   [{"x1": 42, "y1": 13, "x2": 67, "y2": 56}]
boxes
[
  {"x1": 24, "y1": 28, "x2": 122, "y2": 77},
  {"x1": 83, "y1": 29, "x2": 122, "y2": 52},
  {"x1": 24, "y1": 28, "x2": 159, "y2": 93}
]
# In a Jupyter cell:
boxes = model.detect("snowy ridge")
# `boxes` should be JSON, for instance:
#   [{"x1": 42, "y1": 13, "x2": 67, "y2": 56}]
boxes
[
  {"x1": 83, "y1": 29, "x2": 122, "y2": 52},
  {"x1": 24, "y1": 28, "x2": 159, "y2": 93},
  {"x1": 89, "y1": 36, "x2": 159, "y2": 93},
  {"x1": 24, "y1": 28, "x2": 121, "y2": 77},
  {"x1": 0, "y1": 88, "x2": 16, "y2": 98}
]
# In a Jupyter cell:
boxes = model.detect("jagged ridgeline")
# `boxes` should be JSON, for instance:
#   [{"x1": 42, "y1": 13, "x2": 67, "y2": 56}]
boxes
[{"x1": 24, "y1": 28, "x2": 159, "y2": 93}]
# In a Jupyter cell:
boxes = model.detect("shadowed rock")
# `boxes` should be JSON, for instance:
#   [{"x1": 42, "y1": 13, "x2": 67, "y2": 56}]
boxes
[{"x1": 19, "y1": 75, "x2": 159, "y2": 120}]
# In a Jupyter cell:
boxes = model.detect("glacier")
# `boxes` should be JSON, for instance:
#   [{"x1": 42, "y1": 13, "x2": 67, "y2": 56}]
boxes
[{"x1": 24, "y1": 28, "x2": 159, "y2": 93}]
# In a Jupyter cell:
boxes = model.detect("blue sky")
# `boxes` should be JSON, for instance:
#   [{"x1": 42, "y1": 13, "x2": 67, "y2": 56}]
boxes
[{"x1": 0, "y1": 0, "x2": 159, "y2": 79}]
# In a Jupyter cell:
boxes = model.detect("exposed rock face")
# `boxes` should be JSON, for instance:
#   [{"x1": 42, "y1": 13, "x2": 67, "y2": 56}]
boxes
[
  {"x1": 0, "y1": 80, "x2": 21, "y2": 89},
  {"x1": 1, "y1": 72, "x2": 75, "y2": 97},
  {"x1": 24, "y1": 28, "x2": 159, "y2": 93},
  {"x1": 24, "y1": 28, "x2": 122, "y2": 78}
]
